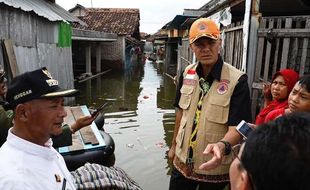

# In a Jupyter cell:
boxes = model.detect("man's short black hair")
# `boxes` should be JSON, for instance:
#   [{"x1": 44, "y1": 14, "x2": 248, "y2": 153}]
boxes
[
  {"x1": 241, "y1": 112, "x2": 310, "y2": 190},
  {"x1": 298, "y1": 75, "x2": 310, "y2": 93}
]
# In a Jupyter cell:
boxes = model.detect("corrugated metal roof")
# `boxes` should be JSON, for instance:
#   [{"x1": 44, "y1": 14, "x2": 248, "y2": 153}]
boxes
[
  {"x1": 166, "y1": 15, "x2": 196, "y2": 29},
  {"x1": 0, "y1": 0, "x2": 85, "y2": 25},
  {"x1": 72, "y1": 28, "x2": 117, "y2": 42}
]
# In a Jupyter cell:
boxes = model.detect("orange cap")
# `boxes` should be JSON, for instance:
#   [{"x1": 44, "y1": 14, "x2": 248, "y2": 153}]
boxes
[{"x1": 189, "y1": 18, "x2": 220, "y2": 44}]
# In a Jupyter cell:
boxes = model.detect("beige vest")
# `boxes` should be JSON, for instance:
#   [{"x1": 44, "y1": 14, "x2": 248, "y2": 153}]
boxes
[{"x1": 175, "y1": 62, "x2": 243, "y2": 175}]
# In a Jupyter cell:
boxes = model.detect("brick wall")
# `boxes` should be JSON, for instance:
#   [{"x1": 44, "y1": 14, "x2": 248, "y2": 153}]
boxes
[{"x1": 101, "y1": 36, "x2": 125, "y2": 70}]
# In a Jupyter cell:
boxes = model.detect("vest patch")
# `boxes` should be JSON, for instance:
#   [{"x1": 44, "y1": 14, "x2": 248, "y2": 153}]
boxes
[
  {"x1": 184, "y1": 69, "x2": 197, "y2": 85},
  {"x1": 217, "y1": 82, "x2": 228, "y2": 94},
  {"x1": 220, "y1": 79, "x2": 230, "y2": 84},
  {"x1": 183, "y1": 79, "x2": 196, "y2": 86}
]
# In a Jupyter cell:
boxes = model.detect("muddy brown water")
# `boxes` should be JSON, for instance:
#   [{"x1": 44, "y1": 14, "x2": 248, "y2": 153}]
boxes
[{"x1": 75, "y1": 60, "x2": 176, "y2": 189}]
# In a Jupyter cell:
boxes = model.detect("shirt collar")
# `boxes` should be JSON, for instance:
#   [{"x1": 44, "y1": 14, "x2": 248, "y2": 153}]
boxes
[
  {"x1": 6, "y1": 128, "x2": 59, "y2": 159},
  {"x1": 196, "y1": 55, "x2": 223, "y2": 81}
]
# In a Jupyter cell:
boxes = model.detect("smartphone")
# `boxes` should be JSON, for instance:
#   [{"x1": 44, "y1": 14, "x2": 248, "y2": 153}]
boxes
[
  {"x1": 91, "y1": 102, "x2": 108, "y2": 117},
  {"x1": 236, "y1": 120, "x2": 254, "y2": 140}
]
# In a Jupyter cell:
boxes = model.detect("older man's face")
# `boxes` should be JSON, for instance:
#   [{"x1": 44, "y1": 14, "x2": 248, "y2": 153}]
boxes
[
  {"x1": 190, "y1": 37, "x2": 221, "y2": 67},
  {"x1": 23, "y1": 97, "x2": 67, "y2": 144}
]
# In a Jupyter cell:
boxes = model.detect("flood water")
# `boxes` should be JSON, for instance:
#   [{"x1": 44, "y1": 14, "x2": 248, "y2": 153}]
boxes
[{"x1": 75, "y1": 60, "x2": 177, "y2": 189}]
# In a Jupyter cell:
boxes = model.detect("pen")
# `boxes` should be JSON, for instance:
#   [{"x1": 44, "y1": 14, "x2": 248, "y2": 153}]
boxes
[{"x1": 62, "y1": 178, "x2": 66, "y2": 190}]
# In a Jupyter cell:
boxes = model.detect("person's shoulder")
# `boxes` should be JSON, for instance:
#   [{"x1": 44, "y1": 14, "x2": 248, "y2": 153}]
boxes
[
  {"x1": 265, "y1": 108, "x2": 285, "y2": 123},
  {"x1": 0, "y1": 142, "x2": 25, "y2": 165},
  {"x1": 0, "y1": 166, "x2": 24, "y2": 188},
  {"x1": 222, "y1": 62, "x2": 246, "y2": 81},
  {"x1": 238, "y1": 74, "x2": 248, "y2": 82}
]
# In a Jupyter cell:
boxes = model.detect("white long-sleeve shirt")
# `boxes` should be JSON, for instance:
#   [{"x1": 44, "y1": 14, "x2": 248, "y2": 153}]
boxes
[{"x1": 0, "y1": 129, "x2": 76, "y2": 190}]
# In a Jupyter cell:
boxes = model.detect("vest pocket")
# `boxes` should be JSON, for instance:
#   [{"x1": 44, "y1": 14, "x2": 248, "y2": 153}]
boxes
[
  {"x1": 176, "y1": 117, "x2": 187, "y2": 149},
  {"x1": 179, "y1": 85, "x2": 194, "y2": 110},
  {"x1": 206, "y1": 102, "x2": 229, "y2": 124}
]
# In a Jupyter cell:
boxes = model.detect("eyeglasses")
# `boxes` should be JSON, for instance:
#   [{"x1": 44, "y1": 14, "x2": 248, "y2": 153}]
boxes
[
  {"x1": 231, "y1": 144, "x2": 256, "y2": 189},
  {"x1": 0, "y1": 72, "x2": 6, "y2": 83},
  {"x1": 0, "y1": 77, "x2": 5, "y2": 83}
]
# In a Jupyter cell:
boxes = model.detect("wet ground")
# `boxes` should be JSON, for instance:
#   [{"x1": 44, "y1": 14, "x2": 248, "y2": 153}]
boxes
[{"x1": 75, "y1": 59, "x2": 177, "y2": 189}]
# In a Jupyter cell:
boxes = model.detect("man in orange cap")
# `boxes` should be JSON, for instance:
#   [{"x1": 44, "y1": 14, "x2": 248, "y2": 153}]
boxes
[{"x1": 168, "y1": 18, "x2": 252, "y2": 190}]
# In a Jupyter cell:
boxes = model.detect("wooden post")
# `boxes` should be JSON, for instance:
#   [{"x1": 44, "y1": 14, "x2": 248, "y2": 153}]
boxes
[
  {"x1": 300, "y1": 18, "x2": 310, "y2": 75},
  {"x1": 247, "y1": 0, "x2": 261, "y2": 121},
  {"x1": 263, "y1": 19, "x2": 274, "y2": 81},
  {"x1": 3, "y1": 39, "x2": 19, "y2": 77},
  {"x1": 241, "y1": 0, "x2": 251, "y2": 72},
  {"x1": 96, "y1": 44, "x2": 101, "y2": 73},
  {"x1": 280, "y1": 18, "x2": 292, "y2": 69},
  {"x1": 272, "y1": 18, "x2": 282, "y2": 75},
  {"x1": 85, "y1": 45, "x2": 91, "y2": 74}
]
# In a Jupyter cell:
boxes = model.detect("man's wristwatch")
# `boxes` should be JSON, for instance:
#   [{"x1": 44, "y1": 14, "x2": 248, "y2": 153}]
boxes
[{"x1": 218, "y1": 140, "x2": 232, "y2": 155}]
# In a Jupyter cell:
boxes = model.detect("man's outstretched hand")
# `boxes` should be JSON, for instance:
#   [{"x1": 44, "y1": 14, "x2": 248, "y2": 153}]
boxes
[{"x1": 199, "y1": 142, "x2": 225, "y2": 170}]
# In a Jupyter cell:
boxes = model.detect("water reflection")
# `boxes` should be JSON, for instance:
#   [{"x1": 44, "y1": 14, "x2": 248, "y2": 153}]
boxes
[{"x1": 75, "y1": 60, "x2": 176, "y2": 190}]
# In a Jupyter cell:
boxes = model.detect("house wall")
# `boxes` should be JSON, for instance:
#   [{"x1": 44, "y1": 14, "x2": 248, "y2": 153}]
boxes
[
  {"x1": 70, "y1": 7, "x2": 87, "y2": 17},
  {"x1": 72, "y1": 36, "x2": 125, "y2": 75},
  {"x1": 0, "y1": 4, "x2": 75, "y2": 90},
  {"x1": 165, "y1": 38, "x2": 179, "y2": 76},
  {"x1": 177, "y1": 38, "x2": 194, "y2": 82},
  {"x1": 101, "y1": 36, "x2": 125, "y2": 70},
  {"x1": 168, "y1": 29, "x2": 180, "y2": 38}
]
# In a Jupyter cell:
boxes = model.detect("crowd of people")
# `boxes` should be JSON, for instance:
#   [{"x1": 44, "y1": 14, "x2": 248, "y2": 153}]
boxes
[{"x1": 0, "y1": 17, "x2": 309, "y2": 190}]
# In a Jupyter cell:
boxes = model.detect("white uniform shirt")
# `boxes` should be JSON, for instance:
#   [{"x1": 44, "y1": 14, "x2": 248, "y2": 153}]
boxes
[{"x1": 0, "y1": 129, "x2": 76, "y2": 190}]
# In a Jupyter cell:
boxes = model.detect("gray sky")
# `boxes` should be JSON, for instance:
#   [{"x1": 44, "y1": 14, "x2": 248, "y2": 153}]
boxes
[{"x1": 55, "y1": 0, "x2": 208, "y2": 34}]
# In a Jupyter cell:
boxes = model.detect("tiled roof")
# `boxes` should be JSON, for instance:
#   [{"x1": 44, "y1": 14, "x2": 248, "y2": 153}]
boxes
[
  {"x1": 126, "y1": 36, "x2": 143, "y2": 45},
  {"x1": 73, "y1": 8, "x2": 140, "y2": 35},
  {"x1": 140, "y1": 32, "x2": 150, "y2": 39}
]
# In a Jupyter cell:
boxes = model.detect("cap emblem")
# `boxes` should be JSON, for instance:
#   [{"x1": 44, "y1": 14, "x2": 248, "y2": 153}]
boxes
[
  {"x1": 199, "y1": 23, "x2": 206, "y2": 31},
  {"x1": 46, "y1": 79, "x2": 58, "y2": 87},
  {"x1": 42, "y1": 69, "x2": 59, "y2": 86},
  {"x1": 42, "y1": 69, "x2": 52, "y2": 79}
]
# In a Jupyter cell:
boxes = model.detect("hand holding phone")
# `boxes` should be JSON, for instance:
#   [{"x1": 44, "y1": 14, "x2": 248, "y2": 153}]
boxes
[
  {"x1": 236, "y1": 120, "x2": 254, "y2": 140},
  {"x1": 91, "y1": 102, "x2": 108, "y2": 117}
]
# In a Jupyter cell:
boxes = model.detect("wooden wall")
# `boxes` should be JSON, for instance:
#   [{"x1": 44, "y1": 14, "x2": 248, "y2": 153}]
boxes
[
  {"x1": 222, "y1": 22, "x2": 244, "y2": 70},
  {"x1": 0, "y1": 4, "x2": 75, "y2": 90},
  {"x1": 251, "y1": 15, "x2": 310, "y2": 117}
]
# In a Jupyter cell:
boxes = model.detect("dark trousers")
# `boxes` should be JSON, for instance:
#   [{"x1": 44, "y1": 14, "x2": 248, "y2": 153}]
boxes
[{"x1": 169, "y1": 167, "x2": 228, "y2": 190}]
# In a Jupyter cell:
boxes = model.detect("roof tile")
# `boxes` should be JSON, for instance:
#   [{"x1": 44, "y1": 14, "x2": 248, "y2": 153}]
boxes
[{"x1": 73, "y1": 8, "x2": 140, "y2": 35}]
